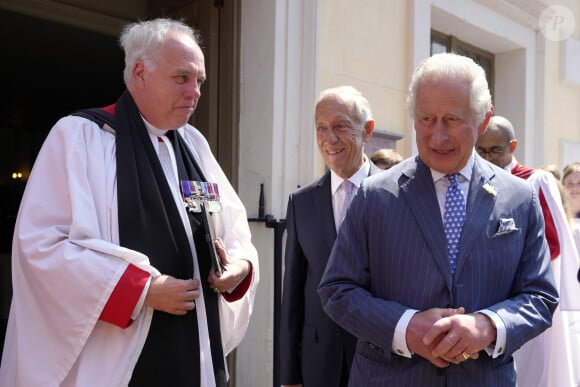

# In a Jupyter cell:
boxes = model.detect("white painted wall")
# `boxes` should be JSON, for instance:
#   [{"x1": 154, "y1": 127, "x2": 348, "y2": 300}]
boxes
[
  {"x1": 318, "y1": 0, "x2": 411, "y2": 158},
  {"x1": 549, "y1": 34, "x2": 580, "y2": 168},
  {"x1": 237, "y1": 0, "x2": 318, "y2": 385}
]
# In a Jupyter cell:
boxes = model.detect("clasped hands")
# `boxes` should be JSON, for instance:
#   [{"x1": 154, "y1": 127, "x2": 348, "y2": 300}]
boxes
[
  {"x1": 145, "y1": 240, "x2": 251, "y2": 315},
  {"x1": 406, "y1": 307, "x2": 497, "y2": 368}
]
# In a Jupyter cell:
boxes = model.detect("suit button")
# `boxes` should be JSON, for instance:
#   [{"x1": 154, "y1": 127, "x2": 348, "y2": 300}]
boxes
[{"x1": 335, "y1": 328, "x2": 342, "y2": 336}]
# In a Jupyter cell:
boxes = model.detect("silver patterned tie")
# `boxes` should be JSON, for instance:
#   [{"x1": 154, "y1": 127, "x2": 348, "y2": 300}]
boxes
[{"x1": 339, "y1": 180, "x2": 355, "y2": 226}]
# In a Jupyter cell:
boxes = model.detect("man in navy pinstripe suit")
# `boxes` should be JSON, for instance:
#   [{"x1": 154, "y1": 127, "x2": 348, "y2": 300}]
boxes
[
  {"x1": 318, "y1": 53, "x2": 559, "y2": 386},
  {"x1": 280, "y1": 86, "x2": 383, "y2": 387}
]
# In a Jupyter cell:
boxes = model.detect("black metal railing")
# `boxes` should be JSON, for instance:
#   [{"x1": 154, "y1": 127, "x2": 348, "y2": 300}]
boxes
[{"x1": 248, "y1": 182, "x2": 287, "y2": 386}]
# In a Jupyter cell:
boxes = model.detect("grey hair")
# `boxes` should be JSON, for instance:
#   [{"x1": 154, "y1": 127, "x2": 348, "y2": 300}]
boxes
[
  {"x1": 406, "y1": 53, "x2": 492, "y2": 126},
  {"x1": 119, "y1": 18, "x2": 202, "y2": 84},
  {"x1": 316, "y1": 85, "x2": 374, "y2": 124}
]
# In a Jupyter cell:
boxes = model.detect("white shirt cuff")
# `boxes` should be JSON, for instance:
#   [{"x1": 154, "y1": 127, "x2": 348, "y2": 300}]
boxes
[
  {"x1": 392, "y1": 309, "x2": 419, "y2": 358},
  {"x1": 478, "y1": 309, "x2": 506, "y2": 357},
  {"x1": 131, "y1": 275, "x2": 152, "y2": 320}
]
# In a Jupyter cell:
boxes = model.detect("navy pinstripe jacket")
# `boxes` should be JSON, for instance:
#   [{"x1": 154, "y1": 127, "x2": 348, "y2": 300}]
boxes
[{"x1": 319, "y1": 155, "x2": 558, "y2": 387}]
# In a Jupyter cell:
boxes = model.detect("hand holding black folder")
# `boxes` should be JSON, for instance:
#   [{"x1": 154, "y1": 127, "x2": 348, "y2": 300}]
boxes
[{"x1": 200, "y1": 201, "x2": 223, "y2": 276}]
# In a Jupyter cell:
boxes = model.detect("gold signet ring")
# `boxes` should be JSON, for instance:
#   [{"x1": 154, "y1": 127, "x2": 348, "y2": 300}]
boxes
[{"x1": 462, "y1": 352, "x2": 470, "y2": 360}]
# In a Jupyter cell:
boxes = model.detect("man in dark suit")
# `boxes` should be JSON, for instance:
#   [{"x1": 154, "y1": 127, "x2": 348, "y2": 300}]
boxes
[
  {"x1": 280, "y1": 86, "x2": 383, "y2": 387},
  {"x1": 318, "y1": 53, "x2": 559, "y2": 386}
]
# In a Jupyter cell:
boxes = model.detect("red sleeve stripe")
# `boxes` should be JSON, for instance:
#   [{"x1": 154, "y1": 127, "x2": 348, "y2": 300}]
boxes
[
  {"x1": 222, "y1": 263, "x2": 254, "y2": 303},
  {"x1": 539, "y1": 189, "x2": 560, "y2": 261},
  {"x1": 99, "y1": 264, "x2": 150, "y2": 328}
]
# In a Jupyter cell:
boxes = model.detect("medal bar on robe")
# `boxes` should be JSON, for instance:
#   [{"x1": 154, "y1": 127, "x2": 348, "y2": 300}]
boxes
[{"x1": 180, "y1": 180, "x2": 222, "y2": 213}]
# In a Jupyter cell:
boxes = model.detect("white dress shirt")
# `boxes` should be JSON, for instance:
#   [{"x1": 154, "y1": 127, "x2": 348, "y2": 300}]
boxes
[{"x1": 330, "y1": 158, "x2": 371, "y2": 231}]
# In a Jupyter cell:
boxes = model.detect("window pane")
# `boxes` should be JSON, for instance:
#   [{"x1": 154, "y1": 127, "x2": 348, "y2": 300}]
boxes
[
  {"x1": 431, "y1": 41, "x2": 447, "y2": 55},
  {"x1": 431, "y1": 32, "x2": 449, "y2": 55}
]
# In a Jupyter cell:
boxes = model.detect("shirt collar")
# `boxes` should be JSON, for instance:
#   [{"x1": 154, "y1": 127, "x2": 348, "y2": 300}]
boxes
[
  {"x1": 430, "y1": 151, "x2": 475, "y2": 184},
  {"x1": 142, "y1": 116, "x2": 170, "y2": 137},
  {"x1": 330, "y1": 157, "x2": 371, "y2": 195},
  {"x1": 505, "y1": 157, "x2": 517, "y2": 172}
]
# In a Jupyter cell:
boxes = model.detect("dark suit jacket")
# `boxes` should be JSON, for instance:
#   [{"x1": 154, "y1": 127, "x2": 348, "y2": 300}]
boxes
[
  {"x1": 280, "y1": 164, "x2": 382, "y2": 386},
  {"x1": 318, "y1": 155, "x2": 559, "y2": 387}
]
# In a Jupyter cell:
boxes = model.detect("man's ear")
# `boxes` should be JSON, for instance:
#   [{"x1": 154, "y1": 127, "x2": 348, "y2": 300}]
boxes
[
  {"x1": 133, "y1": 60, "x2": 146, "y2": 82},
  {"x1": 509, "y1": 138, "x2": 518, "y2": 154},
  {"x1": 363, "y1": 120, "x2": 375, "y2": 141},
  {"x1": 477, "y1": 108, "x2": 494, "y2": 136}
]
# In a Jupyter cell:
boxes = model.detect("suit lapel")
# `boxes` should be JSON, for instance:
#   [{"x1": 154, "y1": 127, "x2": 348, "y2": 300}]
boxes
[
  {"x1": 400, "y1": 158, "x2": 452, "y2": 290},
  {"x1": 453, "y1": 156, "x2": 497, "y2": 278},
  {"x1": 313, "y1": 171, "x2": 338, "y2": 251}
]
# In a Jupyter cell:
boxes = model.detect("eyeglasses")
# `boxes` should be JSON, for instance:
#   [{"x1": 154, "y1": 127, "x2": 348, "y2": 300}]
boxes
[{"x1": 476, "y1": 141, "x2": 513, "y2": 156}]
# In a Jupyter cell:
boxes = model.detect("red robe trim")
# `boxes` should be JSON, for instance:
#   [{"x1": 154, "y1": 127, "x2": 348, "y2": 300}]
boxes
[
  {"x1": 99, "y1": 264, "x2": 150, "y2": 328},
  {"x1": 512, "y1": 163, "x2": 560, "y2": 260},
  {"x1": 222, "y1": 263, "x2": 253, "y2": 302}
]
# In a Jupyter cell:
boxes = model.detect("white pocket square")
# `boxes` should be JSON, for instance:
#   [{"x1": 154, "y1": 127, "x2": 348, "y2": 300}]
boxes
[{"x1": 495, "y1": 218, "x2": 519, "y2": 236}]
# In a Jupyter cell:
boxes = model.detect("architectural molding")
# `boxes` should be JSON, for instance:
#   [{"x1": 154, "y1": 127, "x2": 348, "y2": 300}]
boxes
[
  {"x1": 0, "y1": 0, "x2": 128, "y2": 36},
  {"x1": 475, "y1": 0, "x2": 546, "y2": 30}
]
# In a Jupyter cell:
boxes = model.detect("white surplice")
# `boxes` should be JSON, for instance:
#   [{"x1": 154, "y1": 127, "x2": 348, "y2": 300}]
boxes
[
  {"x1": 513, "y1": 169, "x2": 580, "y2": 387},
  {"x1": 0, "y1": 115, "x2": 259, "y2": 387}
]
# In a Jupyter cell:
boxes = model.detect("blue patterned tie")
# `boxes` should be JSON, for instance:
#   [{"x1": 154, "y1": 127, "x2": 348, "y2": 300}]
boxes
[{"x1": 444, "y1": 173, "x2": 466, "y2": 273}]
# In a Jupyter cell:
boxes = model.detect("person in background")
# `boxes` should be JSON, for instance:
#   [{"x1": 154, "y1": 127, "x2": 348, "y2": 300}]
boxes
[
  {"x1": 563, "y1": 162, "x2": 580, "y2": 220},
  {"x1": 541, "y1": 164, "x2": 574, "y2": 226},
  {"x1": 0, "y1": 18, "x2": 259, "y2": 387},
  {"x1": 318, "y1": 53, "x2": 558, "y2": 386},
  {"x1": 370, "y1": 148, "x2": 403, "y2": 170},
  {"x1": 562, "y1": 162, "x2": 580, "y2": 284},
  {"x1": 476, "y1": 118, "x2": 563, "y2": 262},
  {"x1": 476, "y1": 115, "x2": 580, "y2": 387},
  {"x1": 280, "y1": 86, "x2": 383, "y2": 387}
]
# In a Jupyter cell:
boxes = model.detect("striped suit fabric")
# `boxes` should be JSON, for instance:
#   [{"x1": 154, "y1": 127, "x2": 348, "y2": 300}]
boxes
[{"x1": 318, "y1": 155, "x2": 558, "y2": 387}]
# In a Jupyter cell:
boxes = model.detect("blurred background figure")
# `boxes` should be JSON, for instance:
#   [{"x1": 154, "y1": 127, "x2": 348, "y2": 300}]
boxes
[
  {"x1": 476, "y1": 116, "x2": 563, "y2": 262},
  {"x1": 562, "y1": 162, "x2": 580, "y2": 260},
  {"x1": 562, "y1": 162, "x2": 580, "y2": 221},
  {"x1": 370, "y1": 148, "x2": 403, "y2": 170},
  {"x1": 541, "y1": 164, "x2": 573, "y2": 225}
]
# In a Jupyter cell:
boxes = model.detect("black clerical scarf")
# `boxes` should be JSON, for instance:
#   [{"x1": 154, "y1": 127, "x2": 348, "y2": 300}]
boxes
[
  {"x1": 80, "y1": 90, "x2": 226, "y2": 386},
  {"x1": 166, "y1": 127, "x2": 227, "y2": 387}
]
